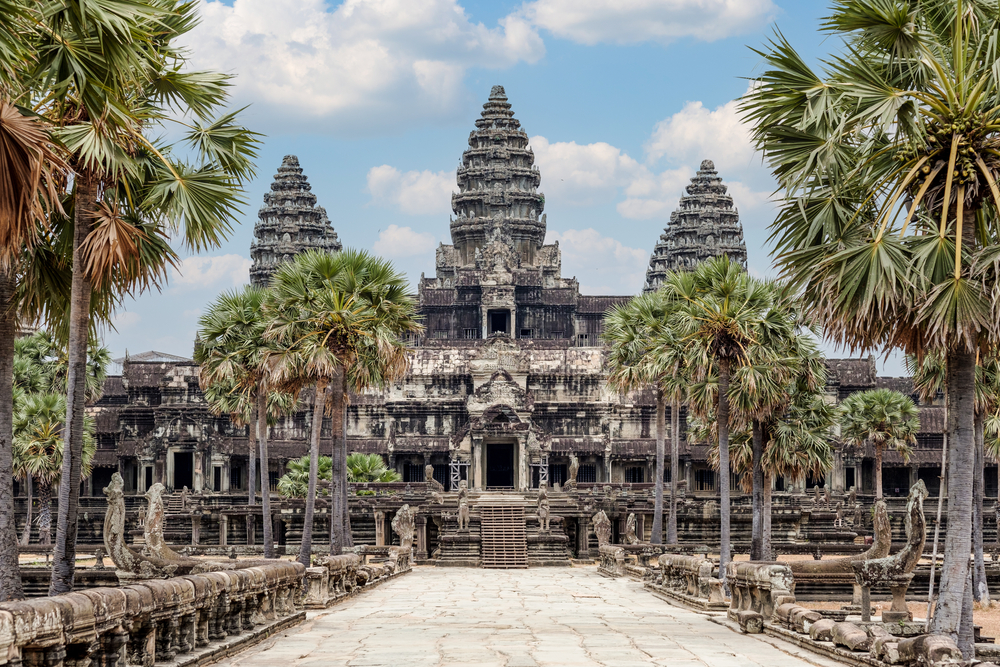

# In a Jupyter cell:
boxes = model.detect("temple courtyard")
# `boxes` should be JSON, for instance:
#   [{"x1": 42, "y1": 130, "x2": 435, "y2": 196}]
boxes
[{"x1": 217, "y1": 567, "x2": 842, "y2": 667}]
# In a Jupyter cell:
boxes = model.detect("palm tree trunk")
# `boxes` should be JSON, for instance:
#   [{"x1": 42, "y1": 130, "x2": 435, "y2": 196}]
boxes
[
  {"x1": 973, "y1": 412, "x2": 989, "y2": 604},
  {"x1": 298, "y1": 380, "x2": 327, "y2": 567},
  {"x1": 763, "y1": 472, "x2": 772, "y2": 560},
  {"x1": 257, "y1": 385, "x2": 275, "y2": 558},
  {"x1": 750, "y1": 420, "x2": 765, "y2": 561},
  {"x1": 875, "y1": 445, "x2": 883, "y2": 500},
  {"x1": 247, "y1": 401, "x2": 257, "y2": 507},
  {"x1": 38, "y1": 481, "x2": 52, "y2": 545},
  {"x1": 0, "y1": 268, "x2": 23, "y2": 600},
  {"x1": 651, "y1": 388, "x2": 665, "y2": 544},
  {"x1": 20, "y1": 475, "x2": 33, "y2": 547},
  {"x1": 932, "y1": 347, "x2": 976, "y2": 646},
  {"x1": 667, "y1": 397, "x2": 679, "y2": 544},
  {"x1": 329, "y1": 371, "x2": 345, "y2": 554},
  {"x1": 718, "y1": 358, "x2": 732, "y2": 583},
  {"x1": 340, "y1": 371, "x2": 352, "y2": 549},
  {"x1": 50, "y1": 172, "x2": 97, "y2": 596}
]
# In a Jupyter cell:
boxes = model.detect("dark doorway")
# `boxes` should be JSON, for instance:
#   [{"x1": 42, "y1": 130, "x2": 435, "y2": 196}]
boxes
[
  {"x1": 882, "y1": 467, "x2": 910, "y2": 496},
  {"x1": 486, "y1": 442, "x2": 515, "y2": 488},
  {"x1": 91, "y1": 467, "x2": 115, "y2": 496},
  {"x1": 918, "y1": 467, "x2": 942, "y2": 497},
  {"x1": 213, "y1": 467, "x2": 222, "y2": 492},
  {"x1": 173, "y1": 452, "x2": 193, "y2": 490},
  {"x1": 845, "y1": 467, "x2": 856, "y2": 491},
  {"x1": 488, "y1": 309, "x2": 510, "y2": 335},
  {"x1": 144, "y1": 466, "x2": 153, "y2": 490}
]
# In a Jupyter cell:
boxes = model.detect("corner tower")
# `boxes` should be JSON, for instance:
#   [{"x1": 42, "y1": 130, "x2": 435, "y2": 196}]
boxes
[
  {"x1": 249, "y1": 155, "x2": 342, "y2": 287},
  {"x1": 643, "y1": 160, "x2": 748, "y2": 292}
]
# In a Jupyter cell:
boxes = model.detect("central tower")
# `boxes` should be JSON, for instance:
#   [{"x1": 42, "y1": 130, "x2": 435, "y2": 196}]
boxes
[{"x1": 450, "y1": 85, "x2": 546, "y2": 267}]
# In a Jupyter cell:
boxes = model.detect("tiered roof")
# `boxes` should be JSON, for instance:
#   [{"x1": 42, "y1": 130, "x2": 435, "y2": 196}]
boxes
[
  {"x1": 450, "y1": 85, "x2": 546, "y2": 266},
  {"x1": 249, "y1": 155, "x2": 342, "y2": 287},
  {"x1": 643, "y1": 160, "x2": 747, "y2": 291}
]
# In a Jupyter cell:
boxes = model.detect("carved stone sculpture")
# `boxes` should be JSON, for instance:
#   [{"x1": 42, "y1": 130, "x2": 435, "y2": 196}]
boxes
[
  {"x1": 104, "y1": 473, "x2": 179, "y2": 580},
  {"x1": 392, "y1": 504, "x2": 416, "y2": 551},
  {"x1": 624, "y1": 513, "x2": 639, "y2": 545},
  {"x1": 567, "y1": 455, "x2": 579, "y2": 490},
  {"x1": 852, "y1": 480, "x2": 928, "y2": 622},
  {"x1": 824, "y1": 485, "x2": 832, "y2": 509},
  {"x1": 852, "y1": 503, "x2": 864, "y2": 529},
  {"x1": 592, "y1": 510, "x2": 612, "y2": 547},
  {"x1": 537, "y1": 487, "x2": 550, "y2": 532},
  {"x1": 425, "y1": 465, "x2": 444, "y2": 492},
  {"x1": 143, "y1": 483, "x2": 186, "y2": 561},
  {"x1": 833, "y1": 502, "x2": 845, "y2": 528},
  {"x1": 813, "y1": 485, "x2": 821, "y2": 506},
  {"x1": 848, "y1": 485, "x2": 857, "y2": 506},
  {"x1": 457, "y1": 489, "x2": 470, "y2": 531}
]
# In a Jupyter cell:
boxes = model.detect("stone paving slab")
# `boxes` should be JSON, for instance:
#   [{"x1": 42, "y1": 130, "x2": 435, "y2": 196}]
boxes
[{"x1": 213, "y1": 567, "x2": 844, "y2": 667}]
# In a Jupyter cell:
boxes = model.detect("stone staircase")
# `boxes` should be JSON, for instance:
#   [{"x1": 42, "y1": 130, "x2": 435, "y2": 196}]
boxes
[{"x1": 479, "y1": 505, "x2": 527, "y2": 569}]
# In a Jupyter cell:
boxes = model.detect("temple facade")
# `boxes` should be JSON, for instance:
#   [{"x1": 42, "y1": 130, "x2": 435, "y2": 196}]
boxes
[{"x1": 59, "y1": 86, "x2": 956, "y2": 511}]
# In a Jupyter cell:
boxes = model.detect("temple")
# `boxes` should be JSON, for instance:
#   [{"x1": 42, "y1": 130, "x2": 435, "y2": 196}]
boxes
[
  {"x1": 13, "y1": 86, "x2": 958, "y2": 563},
  {"x1": 644, "y1": 159, "x2": 747, "y2": 292},
  {"x1": 249, "y1": 155, "x2": 342, "y2": 288}
]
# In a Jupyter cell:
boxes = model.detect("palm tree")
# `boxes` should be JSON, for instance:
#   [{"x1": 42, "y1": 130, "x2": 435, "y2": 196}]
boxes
[
  {"x1": 277, "y1": 456, "x2": 333, "y2": 498},
  {"x1": 266, "y1": 249, "x2": 421, "y2": 560},
  {"x1": 604, "y1": 290, "x2": 687, "y2": 544},
  {"x1": 741, "y1": 1, "x2": 1000, "y2": 648},
  {"x1": 346, "y1": 453, "x2": 401, "y2": 483},
  {"x1": 10, "y1": 0, "x2": 261, "y2": 595},
  {"x1": 196, "y1": 286, "x2": 278, "y2": 558},
  {"x1": 840, "y1": 389, "x2": 920, "y2": 500},
  {"x1": 665, "y1": 255, "x2": 773, "y2": 581},
  {"x1": 13, "y1": 393, "x2": 95, "y2": 544},
  {"x1": 0, "y1": 90, "x2": 67, "y2": 599}
]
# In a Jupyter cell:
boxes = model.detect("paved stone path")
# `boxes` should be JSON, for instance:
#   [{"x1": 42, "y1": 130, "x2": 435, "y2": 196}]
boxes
[{"x1": 219, "y1": 567, "x2": 839, "y2": 667}]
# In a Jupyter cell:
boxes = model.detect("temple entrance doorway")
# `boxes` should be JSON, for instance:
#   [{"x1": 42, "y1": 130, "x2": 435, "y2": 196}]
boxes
[
  {"x1": 173, "y1": 451, "x2": 194, "y2": 490},
  {"x1": 486, "y1": 441, "x2": 515, "y2": 488}
]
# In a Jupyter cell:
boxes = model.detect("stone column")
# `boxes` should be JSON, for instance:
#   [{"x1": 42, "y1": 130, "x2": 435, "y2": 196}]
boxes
[
  {"x1": 374, "y1": 510, "x2": 385, "y2": 546},
  {"x1": 219, "y1": 515, "x2": 228, "y2": 546},
  {"x1": 518, "y1": 437, "x2": 528, "y2": 491},
  {"x1": 577, "y1": 516, "x2": 590, "y2": 558},
  {"x1": 638, "y1": 514, "x2": 646, "y2": 542},
  {"x1": 473, "y1": 439, "x2": 483, "y2": 490},
  {"x1": 685, "y1": 461, "x2": 693, "y2": 492},
  {"x1": 415, "y1": 514, "x2": 428, "y2": 561},
  {"x1": 603, "y1": 453, "x2": 612, "y2": 483},
  {"x1": 832, "y1": 450, "x2": 845, "y2": 493},
  {"x1": 191, "y1": 515, "x2": 200, "y2": 545}
]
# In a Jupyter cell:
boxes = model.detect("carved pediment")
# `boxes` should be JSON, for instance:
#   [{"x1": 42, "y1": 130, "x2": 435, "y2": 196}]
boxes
[{"x1": 470, "y1": 335, "x2": 527, "y2": 382}]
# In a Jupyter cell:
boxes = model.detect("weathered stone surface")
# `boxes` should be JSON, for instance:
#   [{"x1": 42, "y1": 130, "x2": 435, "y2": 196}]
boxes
[
  {"x1": 727, "y1": 562, "x2": 794, "y2": 621},
  {"x1": 736, "y1": 610, "x2": 764, "y2": 634},
  {"x1": 809, "y1": 618, "x2": 836, "y2": 641},
  {"x1": 897, "y1": 634, "x2": 962, "y2": 666},
  {"x1": 592, "y1": 510, "x2": 611, "y2": 547},
  {"x1": 831, "y1": 622, "x2": 872, "y2": 651}
]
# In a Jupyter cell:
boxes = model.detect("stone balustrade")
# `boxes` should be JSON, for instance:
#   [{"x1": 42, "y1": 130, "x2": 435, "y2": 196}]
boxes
[
  {"x1": 725, "y1": 561, "x2": 795, "y2": 626},
  {"x1": 0, "y1": 561, "x2": 305, "y2": 667},
  {"x1": 303, "y1": 546, "x2": 413, "y2": 609},
  {"x1": 641, "y1": 553, "x2": 726, "y2": 611},
  {"x1": 597, "y1": 545, "x2": 625, "y2": 578}
]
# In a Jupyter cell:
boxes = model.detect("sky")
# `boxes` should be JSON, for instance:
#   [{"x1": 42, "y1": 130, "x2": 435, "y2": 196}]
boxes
[{"x1": 100, "y1": 0, "x2": 907, "y2": 375}]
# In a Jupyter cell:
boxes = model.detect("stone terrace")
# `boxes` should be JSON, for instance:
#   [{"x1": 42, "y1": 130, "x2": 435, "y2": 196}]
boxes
[{"x1": 217, "y1": 567, "x2": 844, "y2": 667}]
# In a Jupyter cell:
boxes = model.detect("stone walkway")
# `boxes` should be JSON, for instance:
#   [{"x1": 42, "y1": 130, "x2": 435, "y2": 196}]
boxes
[{"x1": 218, "y1": 567, "x2": 841, "y2": 667}]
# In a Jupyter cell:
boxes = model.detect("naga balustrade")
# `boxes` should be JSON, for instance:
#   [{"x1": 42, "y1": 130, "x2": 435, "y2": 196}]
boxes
[
  {"x1": 597, "y1": 546, "x2": 625, "y2": 578},
  {"x1": 0, "y1": 561, "x2": 304, "y2": 667},
  {"x1": 725, "y1": 561, "x2": 795, "y2": 623}
]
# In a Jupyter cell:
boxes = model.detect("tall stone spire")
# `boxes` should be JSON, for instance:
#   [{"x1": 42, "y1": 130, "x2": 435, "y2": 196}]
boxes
[
  {"x1": 250, "y1": 155, "x2": 342, "y2": 287},
  {"x1": 643, "y1": 160, "x2": 748, "y2": 292},
  {"x1": 450, "y1": 85, "x2": 546, "y2": 267}
]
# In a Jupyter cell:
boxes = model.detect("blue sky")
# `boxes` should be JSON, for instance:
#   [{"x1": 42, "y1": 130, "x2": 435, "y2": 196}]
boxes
[{"x1": 101, "y1": 0, "x2": 905, "y2": 374}]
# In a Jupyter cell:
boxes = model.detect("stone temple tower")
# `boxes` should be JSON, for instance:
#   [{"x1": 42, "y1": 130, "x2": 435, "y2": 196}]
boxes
[
  {"x1": 249, "y1": 155, "x2": 342, "y2": 287},
  {"x1": 450, "y1": 85, "x2": 546, "y2": 267},
  {"x1": 643, "y1": 160, "x2": 748, "y2": 292}
]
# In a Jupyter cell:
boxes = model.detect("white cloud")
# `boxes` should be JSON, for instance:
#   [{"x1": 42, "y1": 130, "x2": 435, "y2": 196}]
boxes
[
  {"x1": 170, "y1": 255, "x2": 252, "y2": 290},
  {"x1": 187, "y1": 0, "x2": 544, "y2": 131},
  {"x1": 545, "y1": 228, "x2": 646, "y2": 294},
  {"x1": 646, "y1": 96, "x2": 756, "y2": 173},
  {"x1": 367, "y1": 165, "x2": 454, "y2": 215},
  {"x1": 522, "y1": 0, "x2": 776, "y2": 45},
  {"x1": 530, "y1": 136, "x2": 641, "y2": 205},
  {"x1": 374, "y1": 224, "x2": 437, "y2": 258}
]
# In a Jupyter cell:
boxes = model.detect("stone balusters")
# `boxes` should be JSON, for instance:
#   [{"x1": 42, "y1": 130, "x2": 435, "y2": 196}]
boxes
[
  {"x1": 642, "y1": 554, "x2": 727, "y2": 611},
  {"x1": 597, "y1": 545, "x2": 625, "y2": 578},
  {"x1": 0, "y1": 562, "x2": 305, "y2": 667},
  {"x1": 725, "y1": 561, "x2": 795, "y2": 629}
]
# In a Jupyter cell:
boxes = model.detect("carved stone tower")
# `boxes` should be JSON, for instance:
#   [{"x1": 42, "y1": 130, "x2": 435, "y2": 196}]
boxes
[
  {"x1": 249, "y1": 155, "x2": 342, "y2": 287},
  {"x1": 643, "y1": 159, "x2": 748, "y2": 292},
  {"x1": 450, "y1": 85, "x2": 546, "y2": 267}
]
